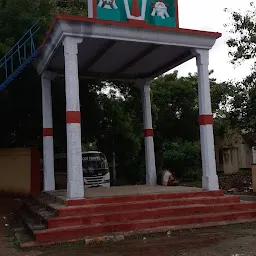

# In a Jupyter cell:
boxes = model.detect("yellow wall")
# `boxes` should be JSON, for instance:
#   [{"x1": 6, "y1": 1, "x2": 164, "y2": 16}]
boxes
[{"x1": 0, "y1": 148, "x2": 31, "y2": 194}]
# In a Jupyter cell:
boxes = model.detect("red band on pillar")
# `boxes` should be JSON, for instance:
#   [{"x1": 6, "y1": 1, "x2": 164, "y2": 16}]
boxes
[
  {"x1": 43, "y1": 128, "x2": 53, "y2": 137},
  {"x1": 198, "y1": 114, "x2": 213, "y2": 125},
  {"x1": 66, "y1": 111, "x2": 81, "y2": 124},
  {"x1": 144, "y1": 129, "x2": 154, "y2": 137}
]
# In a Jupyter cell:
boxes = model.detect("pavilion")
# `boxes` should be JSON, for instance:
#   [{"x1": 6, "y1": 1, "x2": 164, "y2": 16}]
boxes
[
  {"x1": 37, "y1": 0, "x2": 221, "y2": 200},
  {"x1": 6, "y1": 0, "x2": 256, "y2": 248}
]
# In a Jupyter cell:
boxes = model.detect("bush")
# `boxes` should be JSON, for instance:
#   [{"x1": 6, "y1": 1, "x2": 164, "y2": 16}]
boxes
[
  {"x1": 181, "y1": 168, "x2": 202, "y2": 182},
  {"x1": 163, "y1": 140, "x2": 201, "y2": 181},
  {"x1": 115, "y1": 157, "x2": 146, "y2": 185}
]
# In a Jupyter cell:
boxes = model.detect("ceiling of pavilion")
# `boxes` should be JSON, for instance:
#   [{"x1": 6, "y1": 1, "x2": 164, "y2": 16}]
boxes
[{"x1": 47, "y1": 37, "x2": 192, "y2": 80}]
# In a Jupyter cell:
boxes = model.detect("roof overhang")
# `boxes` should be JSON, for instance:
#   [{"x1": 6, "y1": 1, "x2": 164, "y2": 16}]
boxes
[{"x1": 35, "y1": 14, "x2": 221, "y2": 80}]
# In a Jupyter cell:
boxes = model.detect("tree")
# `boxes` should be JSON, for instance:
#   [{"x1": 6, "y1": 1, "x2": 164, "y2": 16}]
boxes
[
  {"x1": 150, "y1": 72, "x2": 234, "y2": 173},
  {"x1": 0, "y1": 0, "x2": 88, "y2": 149},
  {"x1": 225, "y1": 3, "x2": 256, "y2": 145},
  {"x1": 0, "y1": 0, "x2": 87, "y2": 55},
  {"x1": 225, "y1": 3, "x2": 256, "y2": 64}
]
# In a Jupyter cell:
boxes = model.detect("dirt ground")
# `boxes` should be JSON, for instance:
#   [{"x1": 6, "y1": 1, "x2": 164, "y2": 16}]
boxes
[
  {"x1": 2, "y1": 197, "x2": 256, "y2": 256},
  {"x1": 0, "y1": 197, "x2": 41, "y2": 256}
]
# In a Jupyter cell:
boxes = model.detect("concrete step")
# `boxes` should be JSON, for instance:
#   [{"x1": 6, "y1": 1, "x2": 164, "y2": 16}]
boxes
[
  {"x1": 17, "y1": 218, "x2": 256, "y2": 248},
  {"x1": 64, "y1": 190, "x2": 225, "y2": 206},
  {"x1": 34, "y1": 193, "x2": 61, "y2": 213},
  {"x1": 20, "y1": 209, "x2": 46, "y2": 239},
  {"x1": 57, "y1": 195, "x2": 241, "y2": 217},
  {"x1": 23, "y1": 198, "x2": 57, "y2": 225},
  {"x1": 47, "y1": 201, "x2": 256, "y2": 228},
  {"x1": 15, "y1": 227, "x2": 36, "y2": 247},
  {"x1": 35, "y1": 209, "x2": 256, "y2": 242}
]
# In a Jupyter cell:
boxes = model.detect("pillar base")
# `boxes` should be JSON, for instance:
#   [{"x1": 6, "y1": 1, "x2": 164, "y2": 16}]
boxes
[
  {"x1": 43, "y1": 181, "x2": 55, "y2": 192},
  {"x1": 146, "y1": 172, "x2": 157, "y2": 186},
  {"x1": 202, "y1": 174, "x2": 219, "y2": 191},
  {"x1": 67, "y1": 180, "x2": 84, "y2": 199}
]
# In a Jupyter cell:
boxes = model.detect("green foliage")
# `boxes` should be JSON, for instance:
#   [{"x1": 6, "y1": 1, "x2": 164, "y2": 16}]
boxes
[
  {"x1": 0, "y1": 0, "x2": 87, "y2": 55},
  {"x1": 225, "y1": 4, "x2": 256, "y2": 145},
  {"x1": 150, "y1": 73, "x2": 199, "y2": 171},
  {"x1": 163, "y1": 140, "x2": 201, "y2": 181},
  {"x1": 96, "y1": 85, "x2": 144, "y2": 184},
  {"x1": 228, "y1": 75, "x2": 256, "y2": 145},
  {"x1": 96, "y1": 90, "x2": 142, "y2": 165},
  {"x1": 211, "y1": 80, "x2": 240, "y2": 137},
  {"x1": 214, "y1": 117, "x2": 231, "y2": 137},
  {"x1": 225, "y1": 3, "x2": 256, "y2": 64},
  {"x1": 151, "y1": 72, "x2": 199, "y2": 142}
]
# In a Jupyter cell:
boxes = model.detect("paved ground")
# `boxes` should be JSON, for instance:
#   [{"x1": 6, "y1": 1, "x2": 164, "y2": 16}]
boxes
[
  {"x1": 240, "y1": 195, "x2": 256, "y2": 202},
  {"x1": 2, "y1": 197, "x2": 256, "y2": 256}
]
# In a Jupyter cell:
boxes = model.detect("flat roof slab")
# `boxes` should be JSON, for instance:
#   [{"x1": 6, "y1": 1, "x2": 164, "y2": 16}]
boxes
[{"x1": 36, "y1": 15, "x2": 221, "y2": 80}]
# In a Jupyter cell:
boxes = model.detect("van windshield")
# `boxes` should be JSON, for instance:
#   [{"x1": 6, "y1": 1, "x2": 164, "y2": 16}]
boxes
[{"x1": 82, "y1": 153, "x2": 107, "y2": 170}]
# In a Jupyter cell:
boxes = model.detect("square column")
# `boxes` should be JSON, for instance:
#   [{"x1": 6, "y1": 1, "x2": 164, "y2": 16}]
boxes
[
  {"x1": 195, "y1": 49, "x2": 219, "y2": 191},
  {"x1": 138, "y1": 79, "x2": 157, "y2": 185},
  {"x1": 63, "y1": 36, "x2": 84, "y2": 199},
  {"x1": 41, "y1": 71, "x2": 56, "y2": 191}
]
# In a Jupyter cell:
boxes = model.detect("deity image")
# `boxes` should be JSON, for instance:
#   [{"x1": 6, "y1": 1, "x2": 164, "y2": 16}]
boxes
[
  {"x1": 96, "y1": 0, "x2": 177, "y2": 28},
  {"x1": 151, "y1": 0, "x2": 170, "y2": 19},
  {"x1": 98, "y1": 0, "x2": 118, "y2": 9}
]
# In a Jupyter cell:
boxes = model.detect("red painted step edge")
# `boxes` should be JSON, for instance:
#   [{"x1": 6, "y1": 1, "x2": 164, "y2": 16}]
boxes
[
  {"x1": 58, "y1": 196, "x2": 240, "y2": 217},
  {"x1": 21, "y1": 218, "x2": 256, "y2": 249},
  {"x1": 48, "y1": 202, "x2": 256, "y2": 229},
  {"x1": 66, "y1": 190, "x2": 224, "y2": 206},
  {"x1": 36, "y1": 210, "x2": 256, "y2": 242}
]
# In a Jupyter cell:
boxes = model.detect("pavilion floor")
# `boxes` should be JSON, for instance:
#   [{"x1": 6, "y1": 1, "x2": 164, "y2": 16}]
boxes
[{"x1": 47, "y1": 185, "x2": 202, "y2": 201}]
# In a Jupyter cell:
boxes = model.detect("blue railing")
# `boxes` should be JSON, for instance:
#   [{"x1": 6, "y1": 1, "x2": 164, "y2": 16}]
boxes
[{"x1": 0, "y1": 21, "x2": 41, "y2": 91}]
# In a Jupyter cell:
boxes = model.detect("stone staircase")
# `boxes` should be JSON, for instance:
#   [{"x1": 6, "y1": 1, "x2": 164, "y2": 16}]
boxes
[{"x1": 14, "y1": 190, "x2": 256, "y2": 247}]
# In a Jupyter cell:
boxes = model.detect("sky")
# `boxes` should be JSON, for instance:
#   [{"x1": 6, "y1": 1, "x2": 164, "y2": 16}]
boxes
[{"x1": 174, "y1": 0, "x2": 254, "y2": 82}]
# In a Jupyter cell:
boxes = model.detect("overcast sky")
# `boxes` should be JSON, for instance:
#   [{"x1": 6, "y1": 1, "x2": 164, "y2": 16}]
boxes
[{"x1": 174, "y1": 0, "x2": 253, "y2": 82}]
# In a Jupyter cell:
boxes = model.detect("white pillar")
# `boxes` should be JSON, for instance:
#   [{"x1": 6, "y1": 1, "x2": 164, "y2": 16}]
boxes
[
  {"x1": 138, "y1": 80, "x2": 157, "y2": 185},
  {"x1": 195, "y1": 49, "x2": 219, "y2": 191},
  {"x1": 87, "y1": 0, "x2": 93, "y2": 18},
  {"x1": 41, "y1": 71, "x2": 56, "y2": 191},
  {"x1": 63, "y1": 36, "x2": 84, "y2": 199}
]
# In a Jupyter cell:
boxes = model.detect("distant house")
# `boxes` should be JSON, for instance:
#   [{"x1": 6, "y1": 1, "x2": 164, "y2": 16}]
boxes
[{"x1": 215, "y1": 129, "x2": 252, "y2": 174}]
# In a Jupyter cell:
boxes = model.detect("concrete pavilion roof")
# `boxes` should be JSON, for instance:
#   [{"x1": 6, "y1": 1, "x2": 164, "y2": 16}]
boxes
[{"x1": 35, "y1": 14, "x2": 221, "y2": 81}]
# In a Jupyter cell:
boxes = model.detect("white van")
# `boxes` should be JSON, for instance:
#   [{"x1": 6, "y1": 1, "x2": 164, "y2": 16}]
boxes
[
  {"x1": 52, "y1": 151, "x2": 110, "y2": 189},
  {"x1": 82, "y1": 151, "x2": 110, "y2": 188}
]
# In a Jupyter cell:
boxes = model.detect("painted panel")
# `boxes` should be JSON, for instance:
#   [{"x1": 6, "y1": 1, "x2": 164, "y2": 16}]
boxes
[{"x1": 96, "y1": 0, "x2": 178, "y2": 28}]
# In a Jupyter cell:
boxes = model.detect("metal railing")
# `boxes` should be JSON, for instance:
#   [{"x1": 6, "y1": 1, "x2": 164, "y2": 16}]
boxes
[{"x1": 0, "y1": 21, "x2": 41, "y2": 91}]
